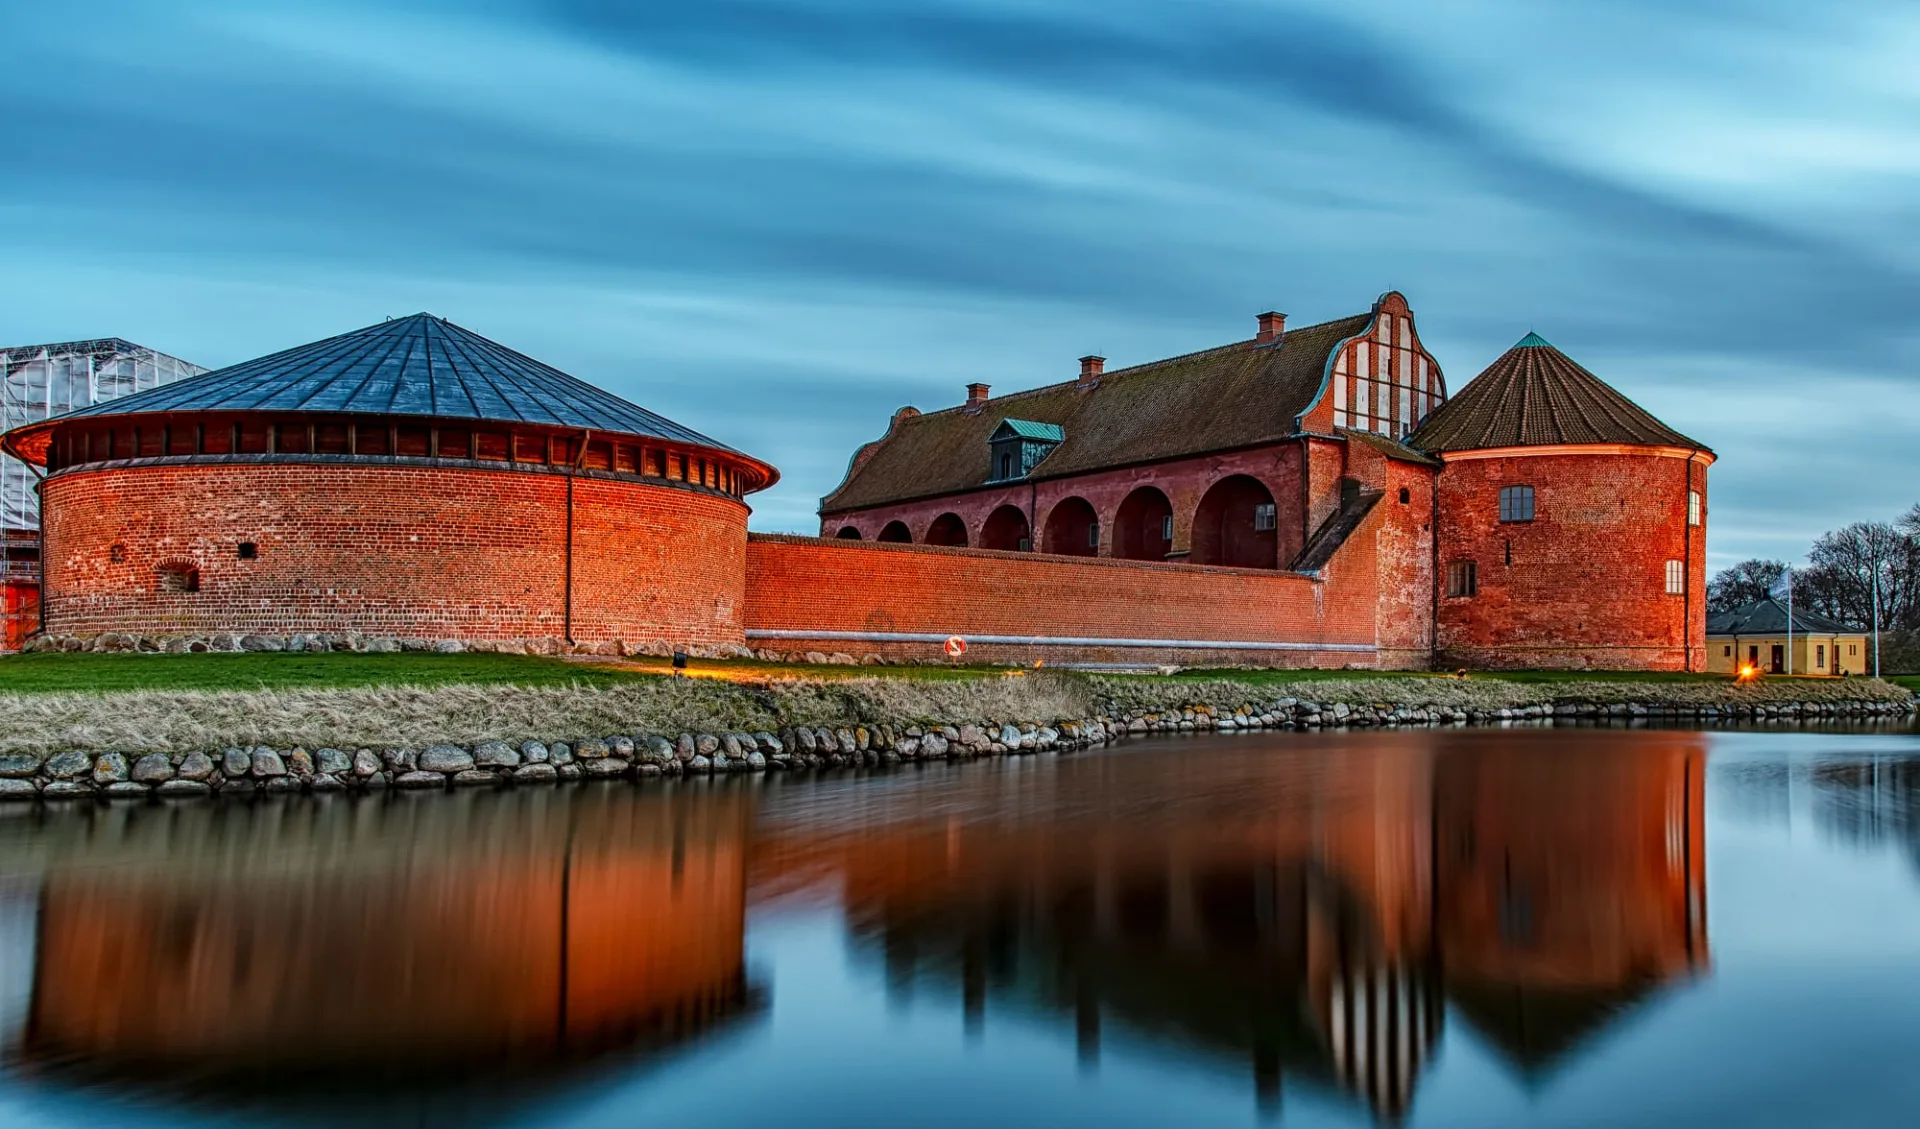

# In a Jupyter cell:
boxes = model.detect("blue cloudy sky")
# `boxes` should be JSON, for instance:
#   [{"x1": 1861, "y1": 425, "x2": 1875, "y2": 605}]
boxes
[{"x1": 3, "y1": 0, "x2": 1916, "y2": 567}]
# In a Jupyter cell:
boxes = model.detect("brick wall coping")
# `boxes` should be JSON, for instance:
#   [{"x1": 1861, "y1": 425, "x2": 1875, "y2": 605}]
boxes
[
  {"x1": 42, "y1": 453, "x2": 749, "y2": 502},
  {"x1": 1437, "y1": 443, "x2": 1714, "y2": 464},
  {"x1": 747, "y1": 532, "x2": 1323, "y2": 581}
]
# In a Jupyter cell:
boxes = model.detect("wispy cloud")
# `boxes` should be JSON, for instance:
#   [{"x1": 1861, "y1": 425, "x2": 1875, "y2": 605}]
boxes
[{"x1": 2, "y1": 0, "x2": 1915, "y2": 550}]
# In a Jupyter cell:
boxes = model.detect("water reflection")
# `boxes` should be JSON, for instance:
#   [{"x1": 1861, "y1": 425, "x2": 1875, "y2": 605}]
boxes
[
  {"x1": 0, "y1": 730, "x2": 1911, "y2": 1127},
  {"x1": 0, "y1": 789, "x2": 762, "y2": 1124},
  {"x1": 760, "y1": 733, "x2": 1707, "y2": 1121}
]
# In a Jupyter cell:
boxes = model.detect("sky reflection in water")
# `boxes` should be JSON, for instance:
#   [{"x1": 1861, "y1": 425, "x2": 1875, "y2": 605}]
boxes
[{"x1": 0, "y1": 728, "x2": 1918, "y2": 1128}]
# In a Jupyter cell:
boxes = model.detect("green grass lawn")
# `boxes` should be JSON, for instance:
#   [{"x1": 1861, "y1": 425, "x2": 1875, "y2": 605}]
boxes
[
  {"x1": 0, "y1": 649, "x2": 1893, "y2": 697},
  {"x1": 0, "y1": 651, "x2": 1016, "y2": 694},
  {"x1": 0, "y1": 652, "x2": 654, "y2": 694}
]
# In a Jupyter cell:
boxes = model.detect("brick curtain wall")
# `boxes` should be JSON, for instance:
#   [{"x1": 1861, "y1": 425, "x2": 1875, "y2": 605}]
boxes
[
  {"x1": 2, "y1": 580, "x2": 37, "y2": 652},
  {"x1": 743, "y1": 534, "x2": 1398, "y2": 667}
]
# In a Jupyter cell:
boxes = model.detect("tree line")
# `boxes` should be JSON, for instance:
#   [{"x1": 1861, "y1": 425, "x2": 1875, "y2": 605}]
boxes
[{"x1": 1708, "y1": 504, "x2": 1920, "y2": 672}]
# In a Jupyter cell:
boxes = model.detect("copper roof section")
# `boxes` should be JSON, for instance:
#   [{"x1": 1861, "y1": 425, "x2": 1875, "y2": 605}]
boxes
[
  {"x1": 1408, "y1": 333, "x2": 1707, "y2": 454},
  {"x1": 37, "y1": 314, "x2": 740, "y2": 451},
  {"x1": 821, "y1": 311, "x2": 1372, "y2": 513}
]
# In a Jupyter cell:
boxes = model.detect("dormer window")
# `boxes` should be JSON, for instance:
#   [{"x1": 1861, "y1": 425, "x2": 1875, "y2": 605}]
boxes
[{"x1": 986, "y1": 419, "x2": 1063, "y2": 483}]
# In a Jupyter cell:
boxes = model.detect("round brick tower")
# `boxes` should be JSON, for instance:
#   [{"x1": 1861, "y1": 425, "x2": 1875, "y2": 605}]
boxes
[
  {"x1": 0, "y1": 314, "x2": 777, "y2": 651},
  {"x1": 1410, "y1": 333, "x2": 1712, "y2": 671}
]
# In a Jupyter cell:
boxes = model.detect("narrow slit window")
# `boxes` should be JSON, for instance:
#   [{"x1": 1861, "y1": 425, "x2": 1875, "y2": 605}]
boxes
[{"x1": 1688, "y1": 490, "x2": 1702, "y2": 526}]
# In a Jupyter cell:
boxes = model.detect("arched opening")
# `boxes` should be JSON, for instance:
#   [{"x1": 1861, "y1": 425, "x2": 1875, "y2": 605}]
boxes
[
  {"x1": 981, "y1": 504, "x2": 1032, "y2": 552},
  {"x1": 1191, "y1": 475, "x2": 1278, "y2": 568},
  {"x1": 878, "y1": 521, "x2": 912, "y2": 543},
  {"x1": 1114, "y1": 486, "x2": 1174, "y2": 561},
  {"x1": 926, "y1": 513, "x2": 969, "y2": 547},
  {"x1": 1042, "y1": 497, "x2": 1099, "y2": 557},
  {"x1": 834, "y1": 526, "x2": 863, "y2": 540}
]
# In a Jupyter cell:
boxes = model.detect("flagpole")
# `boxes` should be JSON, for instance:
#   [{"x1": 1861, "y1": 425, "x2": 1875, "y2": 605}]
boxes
[{"x1": 1785, "y1": 569, "x2": 1793, "y2": 677}]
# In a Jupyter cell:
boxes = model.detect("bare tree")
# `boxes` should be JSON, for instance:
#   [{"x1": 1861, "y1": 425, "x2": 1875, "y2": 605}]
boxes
[
  {"x1": 1707, "y1": 558, "x2": 1787, "y2": 614},
  {"x1": 1799, "y1": 522, "x2": 1917, "y2": 630}
]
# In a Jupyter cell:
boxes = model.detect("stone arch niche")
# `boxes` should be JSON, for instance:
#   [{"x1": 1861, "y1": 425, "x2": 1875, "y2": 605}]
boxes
[
  {"x1": 926, "y1": 513, "x2": 969, "y2": 547},
  {"x1": 834, "y1": 525, "x2": 863, "y2": 539},
  {"x1": 877, "y1": 520, "x2": 911, "y2": 543},
  {"x1": 1042, "y1": 497, "x2": 1099, "y2": 557},
  {"x1": 980, "y1": 504, "x2": 1031, "y2": 552},
  {"x1": 1114, "y1": 486, "x2": 1174, "y2": 562},
  {"x1": 1191, "y1": 475, "x2": 1278, "y2": 569}
]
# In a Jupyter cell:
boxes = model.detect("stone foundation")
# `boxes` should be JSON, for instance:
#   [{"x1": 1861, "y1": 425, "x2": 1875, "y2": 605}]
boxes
[{"x1": 0, "y1": 694, "x2": 1909, "y2": 803}]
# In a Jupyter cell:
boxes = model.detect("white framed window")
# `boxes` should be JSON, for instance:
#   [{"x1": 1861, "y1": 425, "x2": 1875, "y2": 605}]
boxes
[
  {"x1": 1254, "y1": 503, "x2": 1277, "y2": 532},
  {"x1": 1665, "y1": 559, "x2": 1685, "y2": 594},
  {"x1": 1688, "y1": 490, "x2": 1702, "y2": 526}
]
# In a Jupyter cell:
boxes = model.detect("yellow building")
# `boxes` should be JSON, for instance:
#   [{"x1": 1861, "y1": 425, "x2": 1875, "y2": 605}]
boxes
[{"x1": 1706, "y1": 597, "x2": 1869, "y2": 677}]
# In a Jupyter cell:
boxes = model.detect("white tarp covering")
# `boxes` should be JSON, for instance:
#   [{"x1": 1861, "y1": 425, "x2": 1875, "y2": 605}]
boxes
[{"x1": 1, "y1": 340, "x2": 206, "y2": 531}]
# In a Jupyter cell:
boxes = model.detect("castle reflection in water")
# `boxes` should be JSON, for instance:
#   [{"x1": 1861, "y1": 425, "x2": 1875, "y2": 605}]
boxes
[{"x1": 0, "y1": 731, "x2": 1732, "y2": 1124}]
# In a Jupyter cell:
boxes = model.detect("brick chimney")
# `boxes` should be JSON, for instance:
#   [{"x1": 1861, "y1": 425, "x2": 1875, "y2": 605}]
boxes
[
  {"x1": 1078, "y1": 355, "x2": 1105, "y2": 385},
  {"x1": 965, "y1": 382, "x2": 990, "y2": 411},
  {"x1": 1256, "y1": 311, "x2": 1287, "y2": 344}
]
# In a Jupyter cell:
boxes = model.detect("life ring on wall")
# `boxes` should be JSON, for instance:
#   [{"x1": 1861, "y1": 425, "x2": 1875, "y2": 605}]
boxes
[{"x1": 944, "y1": 636, "x2": 967, "y2": 659}]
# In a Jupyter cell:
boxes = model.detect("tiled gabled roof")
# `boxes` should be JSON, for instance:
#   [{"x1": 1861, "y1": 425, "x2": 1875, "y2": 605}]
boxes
[
  {"x1": 821, "y1": 311, "x2": 1372, "y2": 513},
  {"x1": 1706, "y1": 596, "x2": 1862, "y2": 636},
  {"x1": 44, "y1": 314, "x2": 737, "y2": 451},
  {"x1": 1408, "y1": 333, "x2": 1706, "y2": 454}
]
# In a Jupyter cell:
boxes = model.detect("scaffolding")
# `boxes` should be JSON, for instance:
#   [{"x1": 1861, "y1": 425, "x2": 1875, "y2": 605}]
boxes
[{"x1": 2, "y1": 338, "x2": 206, "y2": 532}]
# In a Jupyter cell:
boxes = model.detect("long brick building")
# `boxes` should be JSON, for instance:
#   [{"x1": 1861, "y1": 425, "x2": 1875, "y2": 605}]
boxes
[
  {"x1": 810, "y1": 293, "x2": 1712, "y2": 670},
  {"x1": 1, "y1": 295, "x2": 1712, "y2": 669}
]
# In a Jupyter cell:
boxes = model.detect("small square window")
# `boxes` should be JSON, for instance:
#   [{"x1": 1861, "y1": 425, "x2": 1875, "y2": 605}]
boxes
[
  {"x1": 157, "y1": 564, "x2": 199, "y2": 593},
  {"x1": 1499, "y1": 485, "x2": 1535, "y2": 523},
  {"x1": 1447, "y1": 560, "x2": 1477, "y2": 598},
  {"x1": 1664, "y1": 559, "x2": 1684, "y2": 594},
  {"x1": 1253, "y1": 503, "x2": 1277, "y2": 532},
  {"x1": 238, "y1": 542, "x2": 258, "y2": 560}
]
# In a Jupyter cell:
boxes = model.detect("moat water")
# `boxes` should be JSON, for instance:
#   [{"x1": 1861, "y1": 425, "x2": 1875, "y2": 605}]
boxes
[{"x1": 0, "y1": 727, "x2": 1918, "y2": 1127}]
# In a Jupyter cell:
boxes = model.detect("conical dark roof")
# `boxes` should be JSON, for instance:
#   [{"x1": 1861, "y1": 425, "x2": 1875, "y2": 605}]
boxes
[
  {"x1": 1409, "y1": 333, "x2": 1706, "y2": 454},
  {"x1": 46, "y1": 314, "x2": 737, "y2": 452}
]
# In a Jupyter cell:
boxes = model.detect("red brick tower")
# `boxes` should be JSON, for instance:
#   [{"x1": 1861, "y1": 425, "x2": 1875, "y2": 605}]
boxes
[
  {"x1": 0, "y1": 315, "x2": 777, "y2": 650},
  {"x1": 1410, "y1": 334, "x2": 1711, "y2": 671}
]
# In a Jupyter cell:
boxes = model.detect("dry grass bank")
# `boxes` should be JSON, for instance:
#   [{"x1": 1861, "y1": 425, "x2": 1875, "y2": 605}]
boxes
[{"x1": 0, "y1": 669, "x2": 1907, "y2": 757}]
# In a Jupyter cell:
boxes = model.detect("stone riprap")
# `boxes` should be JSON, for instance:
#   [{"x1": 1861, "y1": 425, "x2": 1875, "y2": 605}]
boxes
[{"x1": 0, "y1": 694, "x2": 1909, "y2": 802}]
